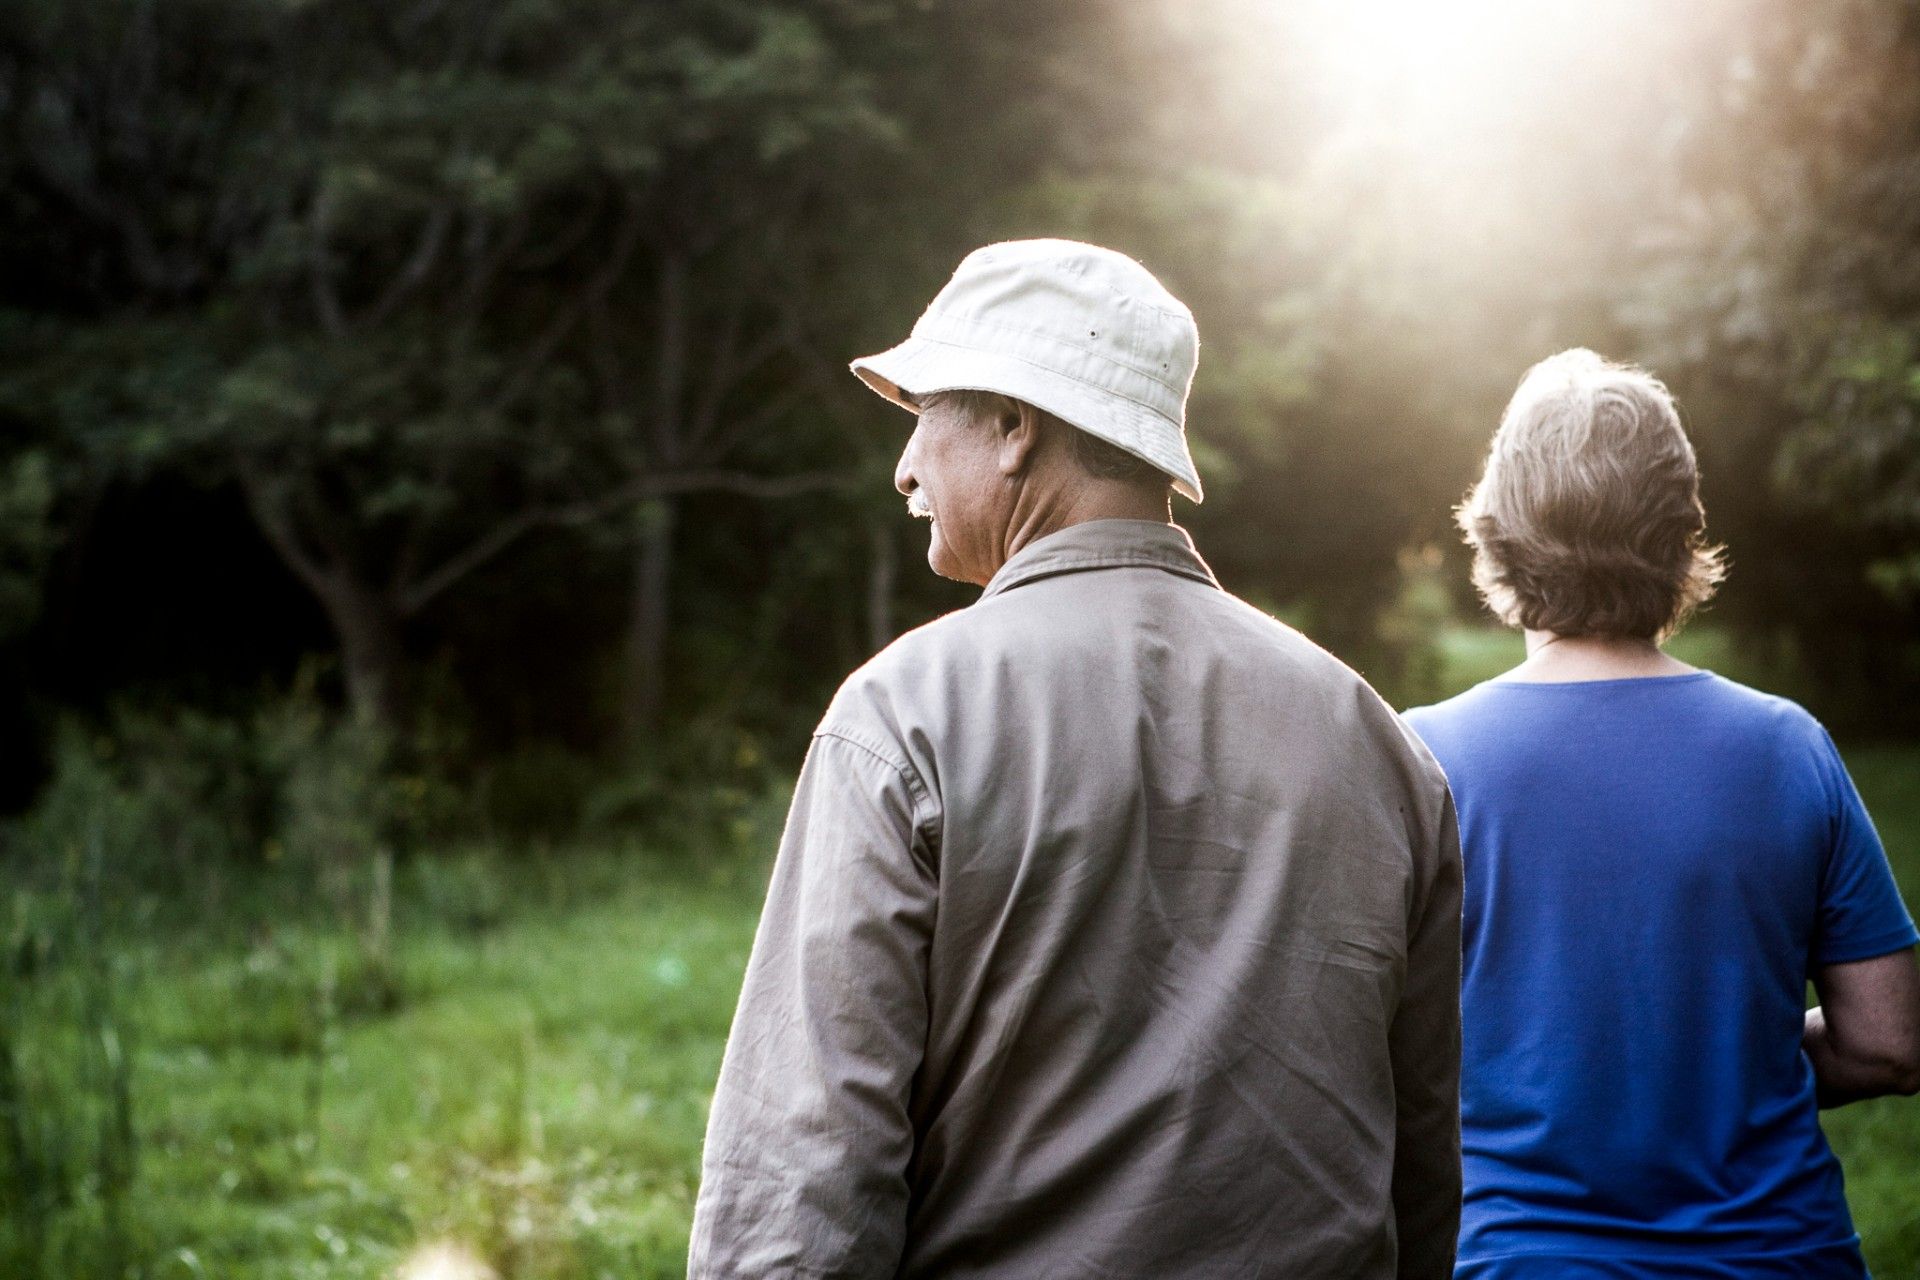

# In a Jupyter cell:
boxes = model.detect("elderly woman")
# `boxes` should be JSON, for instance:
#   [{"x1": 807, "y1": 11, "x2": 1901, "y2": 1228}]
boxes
[{"x1": 1406, "y1": 349, "x2": 1920, "y2": 1279}]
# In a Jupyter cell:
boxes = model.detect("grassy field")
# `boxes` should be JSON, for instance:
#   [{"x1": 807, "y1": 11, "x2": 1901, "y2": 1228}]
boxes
[
  {"x1": 5, "y1": 630, "x2": 1918, "y2": 1278},
  {"x1": 4, "y1": 844, "x2": 769, "y2": 1279}
]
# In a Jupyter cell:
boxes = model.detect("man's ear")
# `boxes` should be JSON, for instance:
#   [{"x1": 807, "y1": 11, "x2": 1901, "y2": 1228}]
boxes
[{"x1": 997, "y1": 397, "x2": 1044, "y2": 477}]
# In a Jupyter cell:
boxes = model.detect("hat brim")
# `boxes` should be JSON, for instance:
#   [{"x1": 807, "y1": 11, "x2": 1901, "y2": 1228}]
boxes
[{"x1": 849, "y1": 337, "x2": 1203, "y2": 503}]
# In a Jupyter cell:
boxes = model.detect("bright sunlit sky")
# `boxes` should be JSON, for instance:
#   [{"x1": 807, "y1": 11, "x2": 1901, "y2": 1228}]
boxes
[
  {"x1": 1322, "y1": 0, "x2": 1688, "y2": 121},
  {"x1": 1141, "y1": 0, "x2": 1721, "y2": 305},
  {"x1": 1309, "y1": 0, "x2": 1594, "y2": 130},
  {"x1": 1164, "y1": 0, "x2": 1705, "y2": 167}
]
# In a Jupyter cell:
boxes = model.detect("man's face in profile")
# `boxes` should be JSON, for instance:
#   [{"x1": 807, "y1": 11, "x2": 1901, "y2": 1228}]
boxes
[{"x1": 893, "y1": 396, "x2": 1011, "y2": 586}]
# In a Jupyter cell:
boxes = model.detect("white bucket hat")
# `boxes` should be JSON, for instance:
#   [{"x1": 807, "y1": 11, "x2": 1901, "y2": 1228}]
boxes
[{"x1": 850, "y1": 238, "x2": 1204, "y2": 502}]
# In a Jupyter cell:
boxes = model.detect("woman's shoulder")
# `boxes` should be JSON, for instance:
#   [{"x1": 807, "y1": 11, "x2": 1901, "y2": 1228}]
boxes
[
  {"x1": 1683, "y1": 672, "x2": 1830, "y2": 742},
  {"x1": 1404, "y1": 671, "x2": 1831, "y2": 759},
  {"x1": 1402, "y1": 673, "x2": 1557, "y2": 732},
  {"x1": 1400, "y1": 678, "x2": 1530, "y2": 762}
]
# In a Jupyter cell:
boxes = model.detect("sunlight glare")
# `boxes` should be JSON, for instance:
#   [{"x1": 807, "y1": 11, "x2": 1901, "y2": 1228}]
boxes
[
  {"x1": 1304, "y1": 0, "x2": 1602, "y2": 135},
  {"x1": 396, "y1": 1241, "x2": 497, "y2": 1280}
]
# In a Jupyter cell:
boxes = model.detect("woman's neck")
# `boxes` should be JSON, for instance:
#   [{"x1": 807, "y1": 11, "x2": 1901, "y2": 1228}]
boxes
[{"x1": 1504, "y1": 630, "x2": 1697, "y2": 683}]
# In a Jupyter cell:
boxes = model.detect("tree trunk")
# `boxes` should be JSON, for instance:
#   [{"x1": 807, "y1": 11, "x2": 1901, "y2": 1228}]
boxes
[
  {"x1": 318, "y1": 579, "x2": 409, "y2": 728},
  {"x1": 620, "y1": 496, "x2": 677, "y2": 740},
  {"x1": 232, "y1": 463, "x2": 410, "y2": 730}
]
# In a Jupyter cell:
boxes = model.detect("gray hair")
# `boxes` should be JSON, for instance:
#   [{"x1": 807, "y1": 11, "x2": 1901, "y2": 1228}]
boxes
[
  {"x1": 922, "y1": 389, "x2": 1169, "y2": 488},
  {"x1": 1458, "y1": 349, "x2": 1726, "y2": 640}
]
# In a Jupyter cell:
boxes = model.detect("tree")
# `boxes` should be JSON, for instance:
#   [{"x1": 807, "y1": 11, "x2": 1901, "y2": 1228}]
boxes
[
  {"x1": 1, "y1": 0, "x2": 907, "y2": 730},
  {"x1": 1618, "y1": 0, "x2": 1920, "y2": 695}
]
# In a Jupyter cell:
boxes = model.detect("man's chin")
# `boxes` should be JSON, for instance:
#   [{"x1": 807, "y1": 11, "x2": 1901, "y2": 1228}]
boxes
[{"x1": 926, "y1": 527, "x2": 967, "y2": 584}]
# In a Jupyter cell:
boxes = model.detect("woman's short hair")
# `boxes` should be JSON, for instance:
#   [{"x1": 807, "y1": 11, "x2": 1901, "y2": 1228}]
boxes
[{"x1": 1458, "y1": 349, "x2": 1726, "y2": 640}]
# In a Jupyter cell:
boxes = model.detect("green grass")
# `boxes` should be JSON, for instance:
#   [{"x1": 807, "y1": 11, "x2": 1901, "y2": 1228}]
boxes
[
  {"x1": 2, "y1": 847, "x2": 768, "y2": 1279},
  {"x1": 4, "y1": 634, "x2": 1917, "y2": 1278}
]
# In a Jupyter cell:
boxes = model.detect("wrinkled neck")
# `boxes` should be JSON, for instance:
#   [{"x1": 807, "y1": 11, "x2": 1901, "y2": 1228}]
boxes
[{"x1": 997, "y1": 479, "x2": 1172, "y2": 570}]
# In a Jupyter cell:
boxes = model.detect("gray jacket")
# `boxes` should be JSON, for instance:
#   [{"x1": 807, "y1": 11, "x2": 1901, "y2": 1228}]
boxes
[{"x1": 689, "y1": 518, "x2": 1462, "y2": 1279}]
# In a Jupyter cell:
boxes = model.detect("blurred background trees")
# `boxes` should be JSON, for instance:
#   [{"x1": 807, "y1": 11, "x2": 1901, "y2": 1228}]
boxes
[
  {"x1": 5, "y1": 3, "x2": 1920, "y2": 1275},
  {"x1": 2, "y1": 0, "x2": 1917, "y2": 830}
]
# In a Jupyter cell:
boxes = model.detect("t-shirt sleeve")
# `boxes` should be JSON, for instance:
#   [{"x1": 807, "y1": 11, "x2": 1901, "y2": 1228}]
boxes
[{"x1": 1811, "y1": 729, "x2": 1919, "y2": 966}]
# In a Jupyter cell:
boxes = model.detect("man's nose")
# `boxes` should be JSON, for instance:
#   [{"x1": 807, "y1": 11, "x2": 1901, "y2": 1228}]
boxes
[{"x1": 894, "y1": 438, "x2": 917, "y2": 497}]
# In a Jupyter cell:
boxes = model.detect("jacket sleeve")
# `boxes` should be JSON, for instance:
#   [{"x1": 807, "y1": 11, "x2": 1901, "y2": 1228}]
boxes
[
  {"x1": 1389, "y1": 786, "x2": 1463, "y2": 1280},
  {"x1": 687, "y1": 730, "x2": 938, "y2": 1279}
]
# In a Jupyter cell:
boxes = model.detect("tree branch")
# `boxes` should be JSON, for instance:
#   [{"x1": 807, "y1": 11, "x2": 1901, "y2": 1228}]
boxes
[
  {"x1": 587, "y1": 291, "x2": 631, "y2": 416},
  {"x1": 513, "y1": 185, "x2": 605, "y2": 272},
  {"x1": 234, "y1": 452, "x2": 336, "y2": 596},
  {"x1": 686, "y1": 290, "x2": 747, "y2": 442},
  {"x1": 309, "y1": 181, "x2": 349, "y2": 337},
  {"x1": 396, "y1": 467, "x2": 852, "y2": 614},
  {"x1": 643, "y1": 468, "x2": 851, "y2": 499},
  {"x1": 363, "y1": 199, "x2": 454, "y2": 327},
  {"x1": 703, "y1": 378, "x2": 820, "y2": 462},
  {"x1": 495, "y1": 188, "x2": 645, "y2": 410},
  {"x1": 652, "y1": 247, "x2": 690, "y2": 461},
  {"x1": 450, "y1": 205, "x2": 529, "y2": 333},
  {"x1": 687, "y1": 321, "x2": 790, "y2": 457}
]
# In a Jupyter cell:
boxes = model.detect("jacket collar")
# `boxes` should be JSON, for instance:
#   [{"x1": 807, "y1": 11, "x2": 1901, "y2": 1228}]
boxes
[{"x1": 978, "y1": 519, "x2": 1221, "y2": 601}]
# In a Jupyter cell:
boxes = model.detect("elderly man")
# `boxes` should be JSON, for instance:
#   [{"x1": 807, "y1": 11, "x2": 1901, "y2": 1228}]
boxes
[{"x1": 688, "y1": 239, "x2": 1462, "y2": 1278}]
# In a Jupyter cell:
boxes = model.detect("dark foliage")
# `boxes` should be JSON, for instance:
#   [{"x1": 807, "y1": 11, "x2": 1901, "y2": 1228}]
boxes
[{"x1": 1, "y1": 0, "x2": 1917, "y2": 822}]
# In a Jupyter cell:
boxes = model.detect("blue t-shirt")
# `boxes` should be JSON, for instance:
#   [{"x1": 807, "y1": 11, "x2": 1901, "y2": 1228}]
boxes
[{"x1": 1405, "y1": 672, "x2": 1918, "y2": 1280}]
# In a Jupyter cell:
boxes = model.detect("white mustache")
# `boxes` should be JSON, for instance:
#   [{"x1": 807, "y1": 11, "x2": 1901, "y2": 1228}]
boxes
[{"x1": 906, "y1": 491, "x2": 933, "y2": 519}]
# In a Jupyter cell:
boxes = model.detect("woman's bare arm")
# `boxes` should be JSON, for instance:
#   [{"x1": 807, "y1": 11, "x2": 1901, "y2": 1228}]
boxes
[{"x1": 1805, "y1": 948, "x2": 1920, "y2": 1108}]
